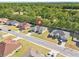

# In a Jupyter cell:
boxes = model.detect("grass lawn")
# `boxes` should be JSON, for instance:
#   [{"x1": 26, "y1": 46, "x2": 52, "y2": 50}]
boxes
[
  {"x1": 31, "y1": 31, "x2": 79, "y2": 51},
  {"x1": 56, "y1": 53, "x2": 65, "y2": 57},
  {"x1": 31, "y1": 31, "x2": 58, "y2": 44},
  {"x1": 12, "y1": 39, "x2": 50, "y2": 57},
  {"x1": 0, "y1": 31, "x2": 7, "y2": 35},
  {"x1": 21, "y1": 29, "x2": 30, "y2": 34},
  {"x1": 7, "y1": 26, "x2": 30, "y2": 34},
  {"x1": 7, "y1": 26, "x2": 19, "y2": 32},
  {"x1": 0, "y1": 38, "x2": 4, "y2": 42},
  {"x1": 65, "y1": 37, "x2": 79, "y2": 51}
]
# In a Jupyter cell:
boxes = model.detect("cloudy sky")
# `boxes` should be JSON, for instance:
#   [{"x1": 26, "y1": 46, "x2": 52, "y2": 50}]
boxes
[{"x1": 0, "y1": 0, "x2": 79, "y2": 2}]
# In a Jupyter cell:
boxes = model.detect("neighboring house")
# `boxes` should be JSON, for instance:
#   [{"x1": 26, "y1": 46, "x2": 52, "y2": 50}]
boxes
[
  {"x1": 18, "y1": 22, "x2": 31, "y2": 30},
  {"x1": 6, "y1": 20, "x2": 20, "y2": 26},
  {"x1": 0, "y1": 39, "x2": 22, "y2": 57},
  {"x1": 48, "y1": 29, "x2": 70, "y2": 45},
  {"x1": 31, "y1": 25, "x2": 47, "y2": 34},
  {"x1": 0, "y1": 18, "x2": 9, "y2": 24},
  {"x1": 48, "y1": 29, "x2": 70, "y2": 40},
  {"x1": 27, "y1": 47, "x2": 45, "y2": 57}
]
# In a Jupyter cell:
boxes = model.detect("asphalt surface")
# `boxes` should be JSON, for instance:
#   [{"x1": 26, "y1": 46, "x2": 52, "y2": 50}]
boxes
[{"x1": 0, "y1": 26, "x2": 79, "y2": 57}]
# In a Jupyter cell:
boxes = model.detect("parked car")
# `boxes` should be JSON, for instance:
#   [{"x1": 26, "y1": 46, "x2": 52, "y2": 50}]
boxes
[
  {"x1": 0, "y1": 29, "x2": 2, "y2": 30},
  {"x1": 8, "y1": 29, "x2": 11, "y2": 31}
]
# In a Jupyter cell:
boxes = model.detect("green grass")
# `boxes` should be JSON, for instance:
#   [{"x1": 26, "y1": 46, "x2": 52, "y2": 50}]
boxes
[
  {"x1": 31, "y1": 31, "x2": 79, "y2": 51},
  {"x1": 7, "y1": 26, "x2": 19, "y2": 32},
  {"x1": 21, "y1": 29, "x2": 30, "y2": 34},
  {"x1": 0, "y1": 31, "x2": 7, "y2": 35},
  {"x1": 31, "y1": 31, "x2": 58, "y2": 44},
  {"x1": 0, "y1": 38, "x2": 4, "y2": 42},
  {"x1": 65, "y1": 37, "x2": 79, "y2": 51},
  {"x1": 12, "y1": 39, "x2": 50, "y2": 57}
]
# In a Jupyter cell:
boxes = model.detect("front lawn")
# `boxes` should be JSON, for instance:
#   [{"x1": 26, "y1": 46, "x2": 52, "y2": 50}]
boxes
[
  {"x1": 31, "y1": 31, "x2": 58, "y2": 44},
  {"x1": 12, "y1": 39, "x2": 50, "y2": 57},
  {"x1": 65, "y1": 37, "x2": 79, "y2": 51},
  {"x1": 20, "y1": 29, "x2": 30, "y2": 34},
  {"x1": 7, "y1": 26, "x2": 19, "y2": 32},
  {"x1": 56, "y1": 53, "x2": 65, "y2": 57},
  {"x1": 31, "y1": 31, "x2": 79, "y2": 51},
  {"x1": 0, "y1": 38, "x2": 4, "y2": 42},
  {"x1": 0, "y1": 31, "x2": 7, "y2": 35}
]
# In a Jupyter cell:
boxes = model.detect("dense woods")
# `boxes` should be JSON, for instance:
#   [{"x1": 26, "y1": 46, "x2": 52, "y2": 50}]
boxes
[{"x1": 0, "y1": 3, "x2": 79, "y2": 31}]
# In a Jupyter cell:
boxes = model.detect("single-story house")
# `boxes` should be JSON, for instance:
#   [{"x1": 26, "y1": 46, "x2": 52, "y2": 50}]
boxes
[
  {"x1": 6, "y1": 20, "x2": 20, "y2": 26},
  {"x1": 49, "y1": 29, "x2": 70, "y2": 39},
  {"x1": 31, "y1": 25, "x2": 47, "y2": 34},
  {"x1": 0, "y1": 18, "x2": 9, "y2": 24},
  {"x1": 27, "y1": 47, "x2": 45, "y2": 57},
  {"x1": 0, "y1": 39, "x2": 22, "y2": 57},
  {"x1": 48, "y1": 29, "x2": 70, "y2": 45},
  {"x1": 18, "y1": 22, "x2": 31, "y2": 30}
]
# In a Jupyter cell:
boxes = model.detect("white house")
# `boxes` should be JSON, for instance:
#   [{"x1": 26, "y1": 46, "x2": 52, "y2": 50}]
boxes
[{"x1": 32, "y1": 25, "x2": 47, "y2": 34}]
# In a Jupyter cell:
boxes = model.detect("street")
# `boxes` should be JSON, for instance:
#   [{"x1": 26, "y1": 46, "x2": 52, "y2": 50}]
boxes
[{"x1": 0, "y1": 26, "x2": 79, "y2": 57}]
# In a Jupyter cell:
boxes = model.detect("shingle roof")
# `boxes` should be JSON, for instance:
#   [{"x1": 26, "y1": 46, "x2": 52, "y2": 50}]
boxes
[{"x1": 0, "y1": 39, "x2": 21, "y2": 57}]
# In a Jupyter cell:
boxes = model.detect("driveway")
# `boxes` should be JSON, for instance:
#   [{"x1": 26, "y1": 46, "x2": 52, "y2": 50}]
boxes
[{"x1": 0, "y1": 26, "x2": 79, "y2": 57}]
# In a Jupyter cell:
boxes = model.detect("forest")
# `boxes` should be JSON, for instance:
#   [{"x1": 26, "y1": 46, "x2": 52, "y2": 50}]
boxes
[{"x1": 0, "y1": 3, "x2": 79, "y2": 31}]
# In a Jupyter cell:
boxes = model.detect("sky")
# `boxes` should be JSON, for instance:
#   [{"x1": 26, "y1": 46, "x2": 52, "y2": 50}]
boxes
[{"x1": 0, "y1": 0, "x2": 79, "y2": 2}]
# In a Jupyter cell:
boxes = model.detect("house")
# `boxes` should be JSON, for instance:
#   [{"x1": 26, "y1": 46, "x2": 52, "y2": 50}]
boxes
[
  {"x1": 26, "y1": 47, "x2": 45, "y2": 57},
  {"x1": 0, "y1": 18, "x2": 9, "y2": 24},
  {"x1": 48, "y1": 29, "x2": 70, "y2": 39},
  {"x1": 48, "y1": 29, "x2": 70, "y2": 45},
  {"x1": 0, "y1": 39, "x2": 22, "y2": 57},
  {"x1": 31, "y1": 25, "x2": 47, "y2": 34},
  {"x1": 18, "y1": 22, "x2": 31, "y2": 30},
  {"x1": 6, "y1": 20, "x2": 20, "y2": 26}
]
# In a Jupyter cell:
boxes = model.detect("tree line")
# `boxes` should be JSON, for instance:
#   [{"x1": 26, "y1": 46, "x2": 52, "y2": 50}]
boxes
[{"x1": 0, "y1": 3, "x2": 79, "y2": 31}]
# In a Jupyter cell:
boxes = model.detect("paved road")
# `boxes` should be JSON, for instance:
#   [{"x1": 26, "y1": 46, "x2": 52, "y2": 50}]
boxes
[{"x1": 0, "y1": 27, "x2": 79, "y2": 57}]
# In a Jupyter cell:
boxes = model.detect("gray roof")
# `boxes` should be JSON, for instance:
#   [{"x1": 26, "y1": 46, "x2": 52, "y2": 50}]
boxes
[
  {"x1": 6, "y1": 20, "x2": 19, "y2": 25},
  {"x1": 27, "y1": 47, "x2": 45, "y2": 57},
  {"x1": 50, "y1": 29, "x2": 70, "y2": 39},
  {"x1": 52, "y1": 30, "x2": 65, "y2": 36}
]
